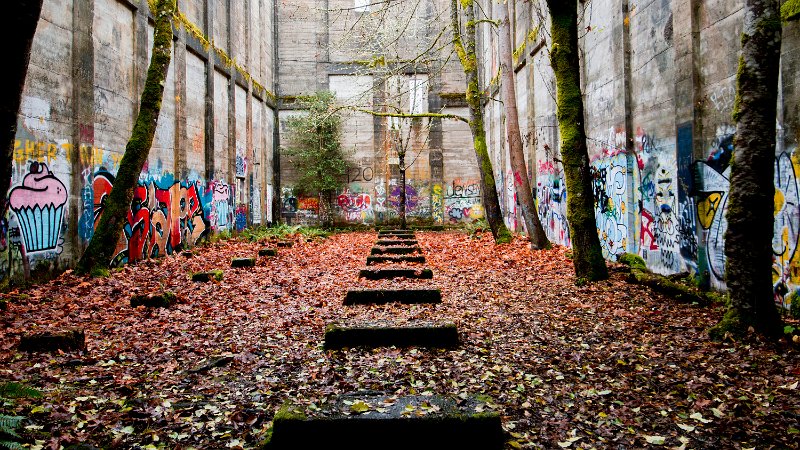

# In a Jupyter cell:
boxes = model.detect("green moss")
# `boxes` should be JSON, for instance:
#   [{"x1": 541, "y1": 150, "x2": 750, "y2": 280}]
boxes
[
  {"x1": 783, "y1": 0, "x2": 800, "y2": 21},
  {"x1": 789, "y1": 291, "x2": 800, "y2": 319},
  {"x1": 90, "y1": 267, "x2": 110, "y2": 278},
  {"x1": 708, "y1": 307, "x2": 746, "y2": 341},
  {"x1": 273, "y1": 403, "x2": 308, "y2": 422},
  {"x1": 618, "y1": 253, "x2": 647, "y2": 271}
]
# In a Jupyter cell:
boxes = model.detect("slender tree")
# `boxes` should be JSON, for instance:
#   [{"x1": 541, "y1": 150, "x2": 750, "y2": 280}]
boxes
[
  {"x1": 545, "y1": 0, "x2": 608, "y2": 281},
  {"x1": 497, "y1": 0, "x2": 549, "y2": 249},
  {"x1": 76, "y1": 0, "x2": 176, "y2": 275},
  {"x1": 2, "y1": 1, "x2": 44, "y2": 220},
  {"x1": 710, "y1": 0, "x2": 784, "y2": 339},
  {"x1": 451, "y1": 0, "x2": 513, "y2": 243},
  {"x1": 283, "y1": 92, "x2": 347, "y2": 228}
]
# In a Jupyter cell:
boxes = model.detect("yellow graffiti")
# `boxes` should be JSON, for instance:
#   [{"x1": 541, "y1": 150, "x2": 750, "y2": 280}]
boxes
[
  {"x1": 13, "y1": 139, "x2": 63, "y2": 165},
  {"x1": 696, "y1": 192, "x2": 723, "y2": 230},
  {"x1": 469, "y1": 204, "x2": 484, "y2": 219},
  {"x1": 775, "y1": 189, "x2": 785, "y2": 215}
]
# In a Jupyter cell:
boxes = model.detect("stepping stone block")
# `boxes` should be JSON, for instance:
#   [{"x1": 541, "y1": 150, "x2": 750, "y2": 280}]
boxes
[
  {"x1": 130, "y1": 292, "x2": 176, "y2": 308},
  {"x1": 231, "y1": 257, "x2": 256, "y2": 268},
  {"x1": 18, "y1": 329, "x2": 86, "y2": 352},
  {"x1": 358, "y1": 268, "x2": 433, "y2": 280},
  {"x1": 377, "y1": 233, "x2": 415, "y2": 240},
  {"x1": 344, "y1": 289, "x2": 441, "y2": 305},
  {"x1": 370, "y1": 246, "x2": 421, "y2": 255},
  {"x1": 259, "y1": 248, "x2": 278, "y2": 257},
  {"x1": 376, "y1": 239, "x2": 418, "y2": 246},
  {"x1": 324, "y1": 322, "x2": 458, "y2": 349},
  {"x1": 366, "y1": 255, "x2": 426, "y2": 265},
  {"x1": 263, "y1": 393, "x2": 502, "y2": 449},
  {"x1": 378, "y1": 229, "x2": 412, "y2": 234},
  {"x1": 192, "y1": 270, "x2": 224, "y2": 282},
  {"x1": 276, "y1": 241, "x2": 293, "y2": 248}
]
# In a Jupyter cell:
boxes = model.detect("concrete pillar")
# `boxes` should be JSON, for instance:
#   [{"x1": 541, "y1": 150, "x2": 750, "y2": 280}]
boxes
[
  {"x1": 174, "y1": 17, "x2": 188, "y2": 179},
  {"x1": 70, "y1": 0, "x2": 95, "y2": 257},
  {"x1": 204, "y1": 0, "x2": 215, "y2": 181}
]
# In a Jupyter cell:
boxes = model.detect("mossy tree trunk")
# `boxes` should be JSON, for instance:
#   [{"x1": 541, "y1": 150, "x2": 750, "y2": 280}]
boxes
[
  {"x1": 1, "y1": 0, "x2": 43, "y2": 219},
  {"x1": 546, "y1": 1, "x2": 608, "y2": 281},
  {"x1": 710, "y1": 0, "x2": 783, "y2": 340},
  {"x1": 497, "y1": 1, "x2": 549, "y2": 250},
  {"x1": 451, "y1": 0, "x2": 512, "y2": 243},
  {"x1": 76, "y1": 0, "x2": 176, "y2": 275}
]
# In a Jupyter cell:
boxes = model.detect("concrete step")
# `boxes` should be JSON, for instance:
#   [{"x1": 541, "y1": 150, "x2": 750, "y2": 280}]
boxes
[
  {"x1": 231, "y1": 257, "x2": 256, "y2": 268},
  {"x1": 259, "y1": 248, "x2": 277, "y2": 257},
  {"x1": 376, "y1": 239, "x2": 419, "y2": 246},
  {"x1": 370, "y1": 246, "x2": 421, "y2": 255},
  {"x1": 344, "y1": 289, "x2": 441, "y2": 305},
  {"x1": 191, "y1": 270, "x2": 223, "y2": 282},
  {"x1": 378, "y1": 233, "x2": 417, "y2": 239},
  {"x1": 324, "y1": 321, "x2": 458, "y2": 349},
  {"x1": 366, "y1": 255, "x2": 426, "y2": 265},
  {"x1": 378, "y1": 229, "x2": 413, "y2": 234},
  {"x1": 262, "y1": 393, "x2": 503, "y2": 449},
  {"x1": 358, "y1": 268, "x2": 433, "y2": 280}
]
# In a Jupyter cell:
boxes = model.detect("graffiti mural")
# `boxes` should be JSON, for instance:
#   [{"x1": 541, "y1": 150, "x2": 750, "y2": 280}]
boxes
[
  {"x1": 537, "y1": 160, "x2": 570, "y2": 246},
  {"x1": 8, "y1": 162, "x2": 68, "y2": 254},
  {"x1": 444, "y1": 179, "x2": 483, "y2": 223},
  {"x1": 89, "y1": 170, "x2": 210, "y2": 266},
  {"x1": 590, "y1": 153, "x2": 629, "y2": 258},
  {"x1": 431, "y1": 183, "x2": 444, "y2": 224},
  {"x1": 337, "y1": 188, "x2": 373, "y2": 223},
  {"x1": 207, "y1": 181, "x2": 233, "y2": 230}
]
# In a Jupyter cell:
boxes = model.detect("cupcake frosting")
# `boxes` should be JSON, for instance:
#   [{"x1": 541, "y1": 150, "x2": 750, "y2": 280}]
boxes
[{"x1": 9, "y1": 162, "x2": 68, "y2": 210}]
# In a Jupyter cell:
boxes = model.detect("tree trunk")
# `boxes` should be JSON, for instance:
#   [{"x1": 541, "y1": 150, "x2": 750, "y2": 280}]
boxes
[
  {"x1": 451, "y1": 0, "x2": 513, "y2": 243},
  {"x1": 546, "y1": 1, "x2": 608, "y2": 281},
  {"x1": 497, "y1": 2, "x2": 550, "y2": 250},
  {"x1": 1, "y1": 0, "x2": 44, "y2": 219},
  {"x1": 710, "y1": 0, "x2": 783, "y2": 339},
  {"x1": 400, "y1": 151, "x2": 407, "y2": 229},
  {"x1": 76, "y1": 0, "x2": 176, "y2": 275}
]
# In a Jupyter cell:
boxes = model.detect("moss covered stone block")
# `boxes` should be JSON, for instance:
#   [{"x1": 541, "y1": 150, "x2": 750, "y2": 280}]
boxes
[
  {"x1": 192, "y1": 270, "x2": 224, "y2": 282},
  {"x1": 370, "y1": 246, "x2": 422, "y2": 256},
  {"x1": 231, "y1": 257, "x2": 256, "y2": 268},
  {"x1": 378, "y1": 232, "x2": 416, "y2": 240},
  {"x1": 259, "y1": 248, "x2": 278, "y2": 257},
  {"x1": 618, "y1": 253, "x2": 647, "y2": 271},
  {"x1": 19, "y1": 329, "x2": 86, "y2": 352},
  {"x1": 344, "y1": 289, "x2": 442, "y2": 305},
  {"x1": 261, "y1": 393, "x2": 502, "y2": 449},
  {"x1": 130, "y1": 291, "x2": 177, "y2": 308},
  {"x1": 366, "y1": 255, "x2": 426, "y2": 265},
  {"x1": 276, "y1": 241, "x2": 293, "y2": 248},
  {"x1": 324, "y1": 321, "x2": 458, "y2": 349},
  {"x1": 358, "y1": 268, "x2": 433, "y2": 280},
  {"x1": 376, "y1": 239, "x2": 419, "y2": 246}
]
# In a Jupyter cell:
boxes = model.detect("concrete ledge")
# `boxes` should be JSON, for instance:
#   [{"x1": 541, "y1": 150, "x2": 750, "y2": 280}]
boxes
[
  {"x1": 376, "y1": 239, "x2": 419, "y2": 246},
  {"x1": 344, "y1": 289, "x2": 442, "y2": 305},
  {"x1": 259, "y1": 248, "x2": 278, "y2": 257},
  {"x1": 378, "y1": 229, "x2": 413, "y2": 234},
  {"x1": 378, "y1": 234, "x2": 416, "y2": 240},
  {"x1": 358, "y1": 268, "x2": 433, "y2": 280},
  {"x1": 192, "y1": 270, "x2": 224, "y2": 282},
  {"x1": 370, "y1": 246, "x2": 421, "y2": 255},
  {"x1": 18, "y1": 329, "x2": 86, "y2": 352},
  {"x1": 263, "y1": 393, "x2": 502, "y2": 449},
  {"x1": 231, "y1": 257, "x2": 256, "y2": 268},
  {"x1": 324, "y1": 322, "x2": 458, "y2": 349},
  {"x1": 366, "y1": 255, "x2": 426, "y2": 265}
]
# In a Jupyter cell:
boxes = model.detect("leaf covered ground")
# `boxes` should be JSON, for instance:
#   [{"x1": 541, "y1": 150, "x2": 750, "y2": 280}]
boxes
[{"x1": 0, "y1": 231, "x2": 798, "y2": 449}]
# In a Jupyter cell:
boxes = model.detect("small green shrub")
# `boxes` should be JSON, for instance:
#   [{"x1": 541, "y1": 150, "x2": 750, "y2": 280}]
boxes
[{"x1": 0, "y1": 382, "x2": 42, "y2": 449}]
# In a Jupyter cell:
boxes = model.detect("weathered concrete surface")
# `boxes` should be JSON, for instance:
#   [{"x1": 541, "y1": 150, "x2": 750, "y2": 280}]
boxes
[
  {"x1": 263, "y1": 393, "x2": 503, "y2": 449},
  {"x1": 370, "y1": 246, "x2": 422, "y2": 255},
  {"x1": 324, "y1": 321, "x2": 458, "y2": 349},
  {"x1": 18, "y1": 329, "x2": 86, "y2": 352},
  {"x1": 344, "y1": 288, "x2": 442, "y2": 305},
  {"x1": 358, "y1": 268, "x2": 433, "y2": 280},
  {"x1": 366, "y1": 255, "x2": 426, "y2": 265}
]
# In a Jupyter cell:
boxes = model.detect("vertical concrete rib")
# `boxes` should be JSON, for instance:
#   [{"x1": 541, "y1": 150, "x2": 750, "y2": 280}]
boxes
[
  {"x1": 272, "y1": 0, "x2": 281, "y2": 223},
  {"x1": 204, "y1": 0, "x2": 215, "y2": 181},
  {"x1": 70, "y1": 0, "x2": 95, "y2": 257},
  {"x1": 174, "y1": 15, "x2": 188, "y2": 179},
  {"x1": 620, "y1": 0, "x2": 637, "y2": 254}
]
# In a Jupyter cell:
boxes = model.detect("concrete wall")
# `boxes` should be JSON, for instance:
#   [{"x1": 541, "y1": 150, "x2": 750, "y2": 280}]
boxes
[
  {"x1": 482, "y1": 0, "x2": 800, "y2": 306},
  {"x1": 277, "y1": 0, "x2": 481, "y2": 226},
  {"x1": 5, "y1": 0, "x2": 277, "y2": 285}
]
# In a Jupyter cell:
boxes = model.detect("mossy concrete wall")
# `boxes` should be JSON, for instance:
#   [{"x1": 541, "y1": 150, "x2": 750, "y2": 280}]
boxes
[
  {"x1": 4, "y1": 0, "x2": 277, "y2": 286},
  {"x1": 483, "y1": 0, "x2": 800, "y2": 309}
]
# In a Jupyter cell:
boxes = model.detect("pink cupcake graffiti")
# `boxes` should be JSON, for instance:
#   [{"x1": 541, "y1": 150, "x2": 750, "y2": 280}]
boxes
[{"x1": 9, "y1": 162, "x2": 68, "y2": 253}]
